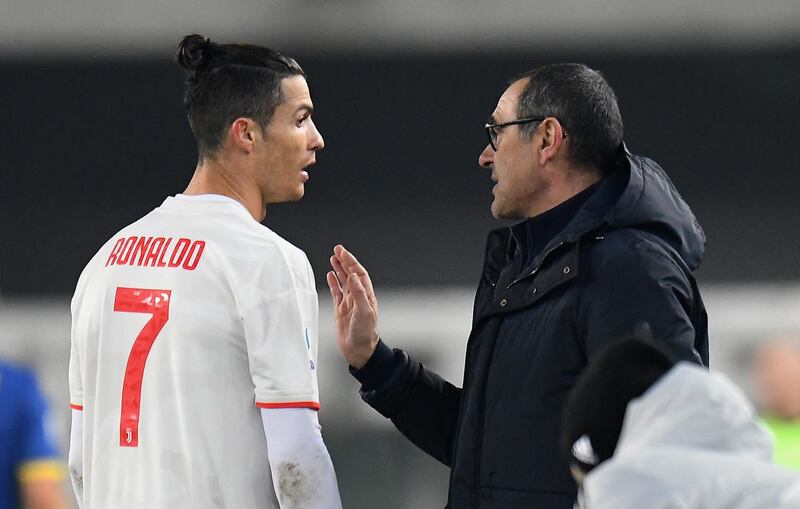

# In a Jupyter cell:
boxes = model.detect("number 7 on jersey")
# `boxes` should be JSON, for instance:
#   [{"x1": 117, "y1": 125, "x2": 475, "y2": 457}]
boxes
[{"x1": 114, "y1": 287, "x2": 172, "y2": 447}]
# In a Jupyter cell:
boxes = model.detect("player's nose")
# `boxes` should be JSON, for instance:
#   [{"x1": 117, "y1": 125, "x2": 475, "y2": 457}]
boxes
[{"x1": 309, "y1": 119, "x2": 324, "y2": 151}]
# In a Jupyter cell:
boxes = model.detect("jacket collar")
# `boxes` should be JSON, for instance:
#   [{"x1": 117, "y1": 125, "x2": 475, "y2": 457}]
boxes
[
  {"x1": 508, "y1": 179, "x2": 601, "y2": 269},
  {"x1": 487, "y1": 146, "x2": 631, "y2": 277}
]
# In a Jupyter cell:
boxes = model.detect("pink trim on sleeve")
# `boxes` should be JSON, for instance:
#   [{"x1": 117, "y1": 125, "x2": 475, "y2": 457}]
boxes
[{"x1": 256, "y1": 401, "x2": 320, "y2": 411}]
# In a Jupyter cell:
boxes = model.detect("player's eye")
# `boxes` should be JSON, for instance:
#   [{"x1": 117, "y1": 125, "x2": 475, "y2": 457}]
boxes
[{"x1": 296, "y1": 116, "x2": 308, "y2": 127}]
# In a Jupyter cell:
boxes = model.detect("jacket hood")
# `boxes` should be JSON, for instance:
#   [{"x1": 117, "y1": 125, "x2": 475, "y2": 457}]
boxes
[
  {"x1": 616, "y1": 363, "x2": 773, "y2": 461},
  {"x1": 565, "y1": 144, "x2": 706, "y2": 270}
]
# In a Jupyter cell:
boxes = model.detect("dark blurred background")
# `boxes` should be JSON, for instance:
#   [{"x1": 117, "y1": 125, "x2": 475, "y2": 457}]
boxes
[
  {"x1": 2, "y1": 50, "x2": 799, "y2": 295},
  {"x1": 2, "y1": 2, "x2": 800, "y2": 507}
]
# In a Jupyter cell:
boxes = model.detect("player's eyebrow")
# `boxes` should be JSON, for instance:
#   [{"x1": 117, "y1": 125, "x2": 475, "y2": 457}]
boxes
[
  {"x1": 487, "y1": 114, "x2": 497, "y2": 125},
  {"x1": 296, "y1": 104, "x2": 314, "y2": 116}
]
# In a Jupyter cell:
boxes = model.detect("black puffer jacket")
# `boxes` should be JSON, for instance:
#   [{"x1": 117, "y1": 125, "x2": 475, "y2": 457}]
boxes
[{"x1": 352, "y1": 146, "x2": 709, "y2": 509}]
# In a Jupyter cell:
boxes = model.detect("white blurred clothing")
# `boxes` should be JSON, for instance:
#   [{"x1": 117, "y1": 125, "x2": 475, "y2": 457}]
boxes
[{"x1": 579, "y1": 363, "x2": 800, "y2": 509}]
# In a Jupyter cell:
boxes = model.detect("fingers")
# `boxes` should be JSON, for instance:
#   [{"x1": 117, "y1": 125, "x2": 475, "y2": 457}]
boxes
[
  {"x1": 332, "y1": 245, "x2": 377, "y2": 301},
  {"x1": 326, "y1": 271, "x2": 343, "y2": 307},
  {"x1": 335, "y1": 245, "x2": 367, "y2": 276},
  {"x1": 330, "y1": 255, "x2": 347, "y2": 291},
  {"x1": 348, "y1": 273, "x2": 372, "y2": 315},
  {"x1": 333, "y1": 244, "x2": 346, "y2": 258}
]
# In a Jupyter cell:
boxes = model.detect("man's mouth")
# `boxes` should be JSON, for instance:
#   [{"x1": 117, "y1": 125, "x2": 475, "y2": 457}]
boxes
[{"x1": 301, "y1": 159, "x2": 316, "y2": 181}]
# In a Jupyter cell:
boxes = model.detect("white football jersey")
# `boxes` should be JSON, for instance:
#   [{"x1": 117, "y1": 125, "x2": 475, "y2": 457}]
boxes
[{"x1": 69, "y1": 194, "x2": 320, "y2": 509}]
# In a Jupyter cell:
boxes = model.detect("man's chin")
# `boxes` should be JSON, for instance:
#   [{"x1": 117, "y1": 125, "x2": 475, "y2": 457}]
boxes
[
  {"x1": 491, "y1": 201, "x2": 523, "y2": 220},
  {"x1": 267, "y1": 187, "x2": 305, "y2": 204},
  {"x1": 286, "y1": 184, "x2": 306, "y2": 202},
  {"x1": 490, "y1": 200, "x2": 509, "y2": 220}
]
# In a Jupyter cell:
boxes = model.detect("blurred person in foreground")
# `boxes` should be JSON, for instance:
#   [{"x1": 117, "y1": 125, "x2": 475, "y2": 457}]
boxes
[
  {"x1": 562, "y1": 338, "x2": 800, "y2": 509},
  {"x1": 755, "y1": 335, "x2": 800, "y2": 470},
  {"x1": 68, "y1": 35, "x2": 340, "y2": 509},
  {"x1": 327, "y1": 63, "x2": 709, "y2": 507},
  {"x1": 0, "y1": 360, "x2": 70, "y2": 509}
]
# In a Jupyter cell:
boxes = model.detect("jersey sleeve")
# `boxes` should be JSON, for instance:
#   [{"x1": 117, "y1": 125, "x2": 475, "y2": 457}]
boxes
[
  {"x1": 242, "y1": 284, "x2": 320, "y2": 410},
  {"x1": 69, "y1": 293, "x2": 84, "y2": 410},
  {"x1": 260, "y1": 408, "x2": 342, "y2": 509}
]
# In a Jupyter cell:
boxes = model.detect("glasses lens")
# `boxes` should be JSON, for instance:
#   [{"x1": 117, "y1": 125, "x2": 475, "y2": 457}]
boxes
[{"x1": 487, "y1": 125, "x2": 498, "y2": 150}]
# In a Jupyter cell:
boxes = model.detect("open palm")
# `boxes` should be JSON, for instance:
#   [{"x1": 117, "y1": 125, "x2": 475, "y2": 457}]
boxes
[{"x1": 326, "y1": 245, "x2": 379, "y2": 368}]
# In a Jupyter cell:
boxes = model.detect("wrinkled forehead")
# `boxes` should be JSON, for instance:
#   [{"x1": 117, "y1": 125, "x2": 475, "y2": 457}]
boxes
[{"x1": 491, "y1": 78, "x2": 529, "y2": 122}]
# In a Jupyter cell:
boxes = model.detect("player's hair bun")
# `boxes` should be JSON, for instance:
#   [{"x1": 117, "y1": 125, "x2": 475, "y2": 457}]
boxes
[{"x1": 176, "y1": 34, "x2": 213, "y2": 71}]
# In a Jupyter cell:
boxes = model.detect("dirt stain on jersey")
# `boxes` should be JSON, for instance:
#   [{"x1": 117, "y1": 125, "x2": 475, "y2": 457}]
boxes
[
  {"x1": 278, "y1": 462, "x2": 314, "y2": 508},
  {"x1": 70, "y1": 467, "x2": 84, "y2": 497}
]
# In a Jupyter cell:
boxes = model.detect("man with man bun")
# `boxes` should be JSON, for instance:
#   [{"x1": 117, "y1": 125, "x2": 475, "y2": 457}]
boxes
[{"x1": 68, "y1": 35, "x2": 341, "y2": 509}]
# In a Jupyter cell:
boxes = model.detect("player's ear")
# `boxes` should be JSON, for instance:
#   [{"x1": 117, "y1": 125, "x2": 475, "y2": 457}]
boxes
[{"x1": 230, "y1": 117, "x2": 256, "y2": 153}]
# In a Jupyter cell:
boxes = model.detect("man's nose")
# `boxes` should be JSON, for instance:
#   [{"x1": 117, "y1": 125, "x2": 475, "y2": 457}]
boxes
[
  {"x1": 310, "y1": 120, "x2": 324, "y2": 150},
  {"x1": 478, "y1": 144, "x2": 494, "y2": 168}
]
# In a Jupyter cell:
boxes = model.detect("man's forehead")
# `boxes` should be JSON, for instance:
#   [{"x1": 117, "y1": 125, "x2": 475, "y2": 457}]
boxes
[
  {"x1": 280, "y1": 75, "x2": 312, "y2": 106},
  {"x1": 492, "y1": 78, "x2": 529, "y2": 120}
]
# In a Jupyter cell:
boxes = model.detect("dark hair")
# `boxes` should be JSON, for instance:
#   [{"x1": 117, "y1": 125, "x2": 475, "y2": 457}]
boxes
[
  {"x1": 513, "y1": 63, "x2": 623, "y2": 173},
  {"x1": 176, "y1": 34, "x2": 305, "y2": 158},
  {"x1": 560, "y1": 337, "x2": 674, "y2": 474}
]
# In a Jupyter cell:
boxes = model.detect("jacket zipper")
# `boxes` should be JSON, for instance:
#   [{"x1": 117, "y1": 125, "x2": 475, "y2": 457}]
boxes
[
  {"x1": 506, "y1": 240, "x2": 566, "y2": 288},
  {"x1": 472, "y1": 240, "x2": 567, "y2": 506},
  {"x1": 473, "y1": 239, "x2": 569, "y2": 507}
]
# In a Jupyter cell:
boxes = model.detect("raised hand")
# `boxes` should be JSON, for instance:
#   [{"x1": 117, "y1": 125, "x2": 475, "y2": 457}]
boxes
[{"x1": 326, "y1": 245, "x2": 379, "y2": 369}]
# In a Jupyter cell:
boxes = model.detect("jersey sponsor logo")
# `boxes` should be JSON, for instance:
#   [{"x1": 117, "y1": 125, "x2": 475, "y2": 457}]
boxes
[
  {"x1": 304, "y1": 328, "x2": 315, "y2": 370},
  {"x1": 105, "y1": 236, "x2": 205, "y2": 271}
]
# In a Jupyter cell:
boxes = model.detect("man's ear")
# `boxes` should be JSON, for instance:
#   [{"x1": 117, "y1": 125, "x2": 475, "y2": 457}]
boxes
[
  {"x1": 229, "y1": 117, "x2": 257, "y2": 153},
  {"x1": 537, "y1": 117, "x2": 567, "y2": 166}
]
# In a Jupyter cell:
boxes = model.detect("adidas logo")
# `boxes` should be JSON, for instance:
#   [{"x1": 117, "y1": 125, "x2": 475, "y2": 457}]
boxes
[{"x1": 572, "y1": 435, "x2": 599, "y2": 465}]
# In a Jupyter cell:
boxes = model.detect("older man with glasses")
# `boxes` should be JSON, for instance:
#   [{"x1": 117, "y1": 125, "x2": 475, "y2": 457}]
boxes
[{"x1": 327, "y1": 63, "x2": 709, "y2": 508}]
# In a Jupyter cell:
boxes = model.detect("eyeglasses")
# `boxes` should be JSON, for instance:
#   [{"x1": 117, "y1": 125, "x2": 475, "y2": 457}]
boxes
[{"x1": 484, "y1": 117, "x2": 566, "y2": 151}]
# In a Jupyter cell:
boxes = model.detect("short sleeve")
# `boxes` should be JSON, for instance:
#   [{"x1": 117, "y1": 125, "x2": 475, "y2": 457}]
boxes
[
  {"x1": 69, "y1": 296, "x2": 84, "y2": 410},
  {"x1": 242, "y1": 286, "x2": 320, "y2": 410}
]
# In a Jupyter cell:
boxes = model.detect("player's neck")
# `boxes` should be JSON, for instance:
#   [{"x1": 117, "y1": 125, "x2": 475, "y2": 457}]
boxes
[{"x1": 184, "y1": 157, "x2": 266, "y2": 222}]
